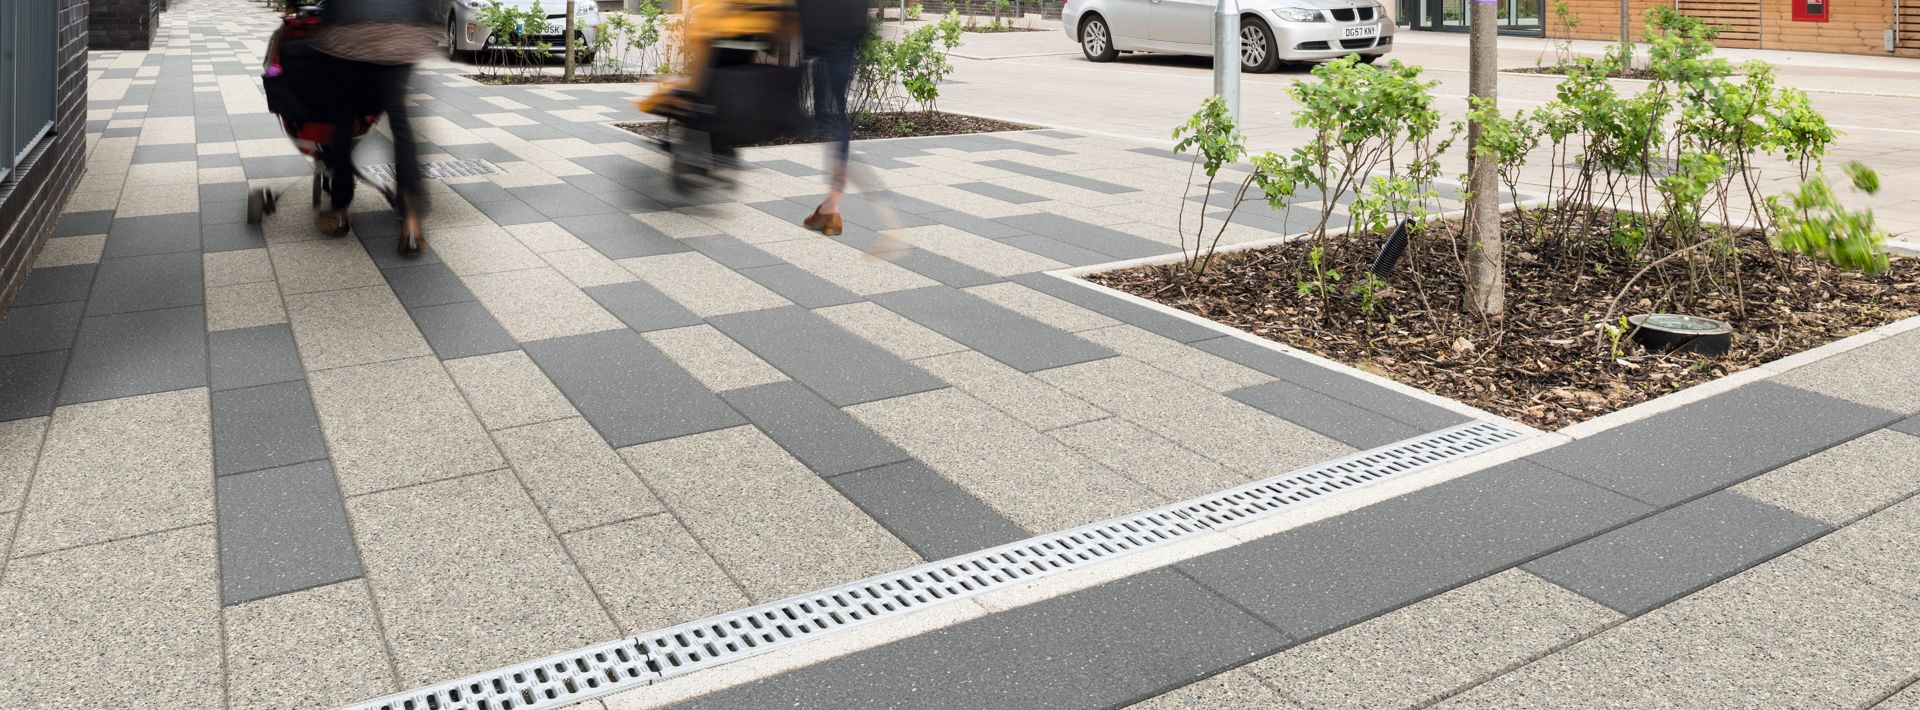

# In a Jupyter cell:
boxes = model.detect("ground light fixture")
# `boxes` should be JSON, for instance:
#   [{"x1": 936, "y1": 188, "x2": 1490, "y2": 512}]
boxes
[{"x1": 1627, "y1": 313, "x2": 1735, "y2": 356}]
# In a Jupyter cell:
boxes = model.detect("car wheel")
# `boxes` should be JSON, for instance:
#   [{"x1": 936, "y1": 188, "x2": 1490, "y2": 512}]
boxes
[
  {"x1": 1080, "y1": 15, "x2": 1118, "y2": 63},
  {"x1": 1357, "y1": 53, "x2": 1380, "y2": 64},
  {"x1": 1240, "y1": 17, "x2": 1279, "y2": 74},
  {"x1": 447, "y1": 19, "x2": 464, "y2": 62}
]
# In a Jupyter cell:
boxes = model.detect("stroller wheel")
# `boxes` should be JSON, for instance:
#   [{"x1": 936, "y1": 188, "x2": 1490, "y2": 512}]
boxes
[{"x1": 247, "y1": 189, "x2": 266, "y2": 224}]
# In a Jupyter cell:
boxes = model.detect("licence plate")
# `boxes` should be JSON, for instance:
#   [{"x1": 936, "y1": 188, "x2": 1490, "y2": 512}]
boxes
[{"x1": 1342, "y1": 26, "x2": 1380, "y2": 38}]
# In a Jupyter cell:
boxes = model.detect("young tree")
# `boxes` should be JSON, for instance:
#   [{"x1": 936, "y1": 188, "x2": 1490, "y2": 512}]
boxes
[
  {"x1": 565, "y1": 0, "x2": 578, "y2": 79},
  {"x1": 1466, "y1": 0, "x2": 1504, "y2": 317}
]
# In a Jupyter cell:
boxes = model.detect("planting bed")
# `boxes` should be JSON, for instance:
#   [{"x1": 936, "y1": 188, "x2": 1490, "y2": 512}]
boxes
[
  {"x1": 466, "y1": 72, "x2": 657, "y2": 85},
  {"x1": 616, "y1": 111, "x2": 1031, "y2": 146},
  {"x1": 1505, "y1": 64, "x2": 1661, "y2": 80}
]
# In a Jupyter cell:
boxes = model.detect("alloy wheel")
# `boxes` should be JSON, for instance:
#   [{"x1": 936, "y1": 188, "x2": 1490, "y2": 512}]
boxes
[
  {"x1": 1241, "y1": 25, "x2": 1267, "y2": 68},
  {"x1": 1084, "y1": 20, "x2": 1109, "y2": 57}
]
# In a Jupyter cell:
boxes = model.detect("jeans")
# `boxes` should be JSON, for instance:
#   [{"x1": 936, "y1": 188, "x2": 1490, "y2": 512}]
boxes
[
  {"x1": 810, "y1": 48, "x2": 857, "y2": 192},
  {"x1": 324, "y1": 60, "x2": 417, "y2": 211}
]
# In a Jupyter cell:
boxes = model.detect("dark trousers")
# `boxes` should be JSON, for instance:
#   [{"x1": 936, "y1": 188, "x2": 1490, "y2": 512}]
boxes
[
  {"x1": 809, "y1": 47, "x2": 856, "y2": 191},
  {"x1": 324, "y1": 59, "x2": 417, "y2": 211}
]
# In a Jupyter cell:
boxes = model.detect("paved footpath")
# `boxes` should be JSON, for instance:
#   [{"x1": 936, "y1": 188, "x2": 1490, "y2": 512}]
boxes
[{"x1": 0, "y1": 0, "x2": 1917, "y2": 708}]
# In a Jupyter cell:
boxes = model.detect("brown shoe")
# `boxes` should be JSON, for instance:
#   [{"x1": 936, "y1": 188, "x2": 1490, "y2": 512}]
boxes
[
  {"x1": 315, "y1": 210, "x2": 351, "y2": 236},
  {"x1": 802, "y1": 208, "x2": 843, "y2": 237},
  {"x1": 398, "y1": 205, "x2": 426, "y2": 255}
]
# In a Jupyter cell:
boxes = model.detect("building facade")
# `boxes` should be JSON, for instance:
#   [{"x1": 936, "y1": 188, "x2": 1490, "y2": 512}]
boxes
[
  {"x1": 1396, "y1": 0, "x2": 1920, "y2": 56},
  {"x1": 1, "y1": 0, "x2": 89, "y2": 313}
]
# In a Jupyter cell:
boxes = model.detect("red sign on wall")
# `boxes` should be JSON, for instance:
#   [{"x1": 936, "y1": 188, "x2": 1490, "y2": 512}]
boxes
[{"x1": 1793, "y1": 0, "x2": 1829, "y2": 22}]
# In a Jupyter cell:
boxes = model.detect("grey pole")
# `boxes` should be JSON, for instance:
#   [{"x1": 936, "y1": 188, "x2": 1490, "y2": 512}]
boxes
[{"x1": 1213, "y1": 0, "x2": 1241, "y2": 122}]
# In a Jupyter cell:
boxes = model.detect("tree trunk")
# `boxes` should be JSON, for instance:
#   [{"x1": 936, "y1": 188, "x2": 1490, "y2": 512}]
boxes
[
  {"x1": 1466, "y1": 0, "x2": 1504, "y2": 318},
  {"x1": 565, "y1": 0, "x2": 578, "y2": 80}
]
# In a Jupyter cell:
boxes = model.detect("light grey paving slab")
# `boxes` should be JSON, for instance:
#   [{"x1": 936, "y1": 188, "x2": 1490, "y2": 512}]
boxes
[
  {"x1": 914, "y1": 350, "x2": 1106, "y2": 431},
  {"x1": 1128, "y1": 669, "x2": 1302, "y2": 709},
  {"x1": 1048, "y1": 417, "x2": 1250, "y2": 501},
  {"x1": 542, "y1": 247, "x2": 639, "y2": 288},
  {"x1": 563, "y1": 514, "x2": 752, "y2": 635},
  {"x1": 1882, "y1": 683, "x2": 1920, "y2": 708},
  {"x1": 307, "y1": 356, "x2": 504, "y2": 496},
  {"x1": 212, "y1": 381, "x2": 329, "y2": 476},
  {"x1": 59, "y1": 305, "x2": 207, "y2": 406},
  {"x1": 522, "y1": 329, "x2": 745, "y2": 448},
  {"x1": 620, "y1": 251, "x2": 792, "y2": 317},
  {"x1": 964, "y1": 281, "x2": 1120, "y2": 333},
  {"x1": 409, "y1": 301, "x2": 521, "y2": 360},
  {"x1": 618, "y1": 426, "x2": 923, "y2": 601},
  {"x1": 205, "y1": 281, "x2": 287, "y2": 332},
  {"x1": 382, "y1": 262, "x2": 475, "y2": 309},
  {"x1": 1791, "y1": 496, "x2": 1920, "y2": 602},
  {"x1": 347, "y1": 470, "x2": 620, "y2": 687},
  {"x1": 758, "y1": 237, "x2": 937, "y2": 296},
  {"x1": 583, "y1": 279, "x2": 705, "y2": 333},
  {"x1": 216, "y1": 461, "x2": 363, "y2": 604},
  {"x1": 1731, "y1": 429, "x2": 1920, "y2": 526},
  {"x1": 827, "y1": 460, "x2": 1031, "y2": 560},
  {"x1": 735, "y1": 263, "x2": 866, "y2": 309},
  {"x1": 642, "y1": 324, "x2": 788, "y2": 393},
  {"x1": 494, "y1": 417, "x2": 664, "y2": 534},
  {"x1": 443, "y1": 350, "x2": 577, "y2": 430},
  {"x1": 1083, "y1": 324, "x2": 1274, "y2": 393},
  {"x1": 1228, "y1": 380, "x2": 1424, "y2": 450},
  {"x1": 720, "y1": 381, "x2": 911, "y2": 477},
  {"x1": 813, "y1": 301, "x2": 968, "y2": 361},
  {"x1": 1524, "y1": 491, "x2": 1831, "y2": 616},
  {"x1": 285, "y1": 286, "x2": 432, "y2": 372},
  {"x1": 1530, "y1": 381, "x2": 1901, "y2": 508},
  {"x1": 1245, "y1": 569, "x2": 1620, "y2": 709},
  {"x1": 1775, "y1": 330, "x2": 1920, "y2": 415},
  {"x1": 1180, "y1": 461, "x2": 1652, "y2": 638},
  {"x1": 223, "y1": 580, "x2": 398, "y2": 710},
  {"x1": 0, "y1": 417, "x2": 48, "y2": 512},
  {"x1": 202, "y1": 248, "x2": 273, "y2": 288},
  {"x1": 464, "y1": 267, "x2": 626, "y2": 342},
  {"x1": 0, "y1": 301, "x2": 83, "y2": 357},
  {"x1": 31, "y1": 234, "x2": 106, "y2": 269},
  {"x1": 708, "y1": 306, "x2": 946, "y2": 407},
  {"x1": 84, "y1": 251, "x2": 203, "y2": 316},
  {"x1": 685, "y1": 570, "x2": 1289, "y2": 709},
  {"x1": 1007, "y1": 272, "x2": 1221, "y2": 343},
  {"x1": 869, "y1": 285, "x2": 1115, "y2": 373},
  {"x1": 428, "y1": 223, "x2": 549, "y2": 276},
  {"x1": 0, "y1": 526, "x2": 222, "y2": 709},
  {"x1": 268, "y1": 238, "x2": 384, "y2": 295}
]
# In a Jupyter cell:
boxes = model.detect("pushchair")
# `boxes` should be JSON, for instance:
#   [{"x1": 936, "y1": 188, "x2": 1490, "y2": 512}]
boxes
[
  {"x1": 250, "y1": 4, "x2": 400, "y2": 233},
  {"x1": 633, "y1": 0, "x2": 808, "y2": 190}
]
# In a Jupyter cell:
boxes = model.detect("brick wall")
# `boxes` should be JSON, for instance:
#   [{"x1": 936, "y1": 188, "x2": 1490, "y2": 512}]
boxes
[
  {"x1": 89, "y1": 0, "x2": 159, "y2": 50},
  {"x1": 0, "y1": 0, "x2": 89, "y2": 314}
]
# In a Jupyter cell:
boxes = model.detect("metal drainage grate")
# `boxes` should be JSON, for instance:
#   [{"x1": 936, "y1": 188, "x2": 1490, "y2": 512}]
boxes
[
  {"x1": 363, "y1": 159, "x2": 502, "y2": 183},
  {"x1": 344, "y1": 421, "x2": 1521, "y2": 710}
]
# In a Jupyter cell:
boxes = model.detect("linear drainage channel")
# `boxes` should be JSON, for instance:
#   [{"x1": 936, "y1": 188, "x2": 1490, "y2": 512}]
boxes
[
  {"x1": 343, "y1": 421, "x2": 1523, "y2": 710},
  {"x1": 363, "y1": 159, "x2": 503, "y2": 183}
]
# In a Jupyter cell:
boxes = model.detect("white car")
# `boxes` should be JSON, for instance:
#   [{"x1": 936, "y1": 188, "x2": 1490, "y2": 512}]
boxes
[
  {"x1": 1063, "y1": 0, "x2": 1393, "y2": 72},
  {"x1": 444, "y1": 0, "x2": 602, "y2": 61}
]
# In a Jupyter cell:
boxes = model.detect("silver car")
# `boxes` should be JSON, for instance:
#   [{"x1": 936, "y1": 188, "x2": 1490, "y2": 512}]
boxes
[
  {"x1": 1063, "y1": 0, "x2": 1392, "y2": 72},
  {"x1": 445, "y1": 0, "x2": 602, "y2": 61}
]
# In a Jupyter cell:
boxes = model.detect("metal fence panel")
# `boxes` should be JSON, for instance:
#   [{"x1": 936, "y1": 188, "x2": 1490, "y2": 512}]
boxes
[{"x1": 3, "y1": 0, "x2": 59, "y2": 182}]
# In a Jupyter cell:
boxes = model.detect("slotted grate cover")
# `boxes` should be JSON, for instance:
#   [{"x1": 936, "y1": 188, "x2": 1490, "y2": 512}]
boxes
[
  {"x1": 344, "y1": 421, "x2": 1521, "y2": 710},
  {"x1": 364, "y1": 159, "x2": 501, "y2": 183}
]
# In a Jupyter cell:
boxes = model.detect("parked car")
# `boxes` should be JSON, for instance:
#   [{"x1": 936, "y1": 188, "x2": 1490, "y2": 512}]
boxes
[
  {"x1": 1062, "y1": 0, "x2": 1392, "y2": 72},
  {"x1": 444, "y1": 0, "x2": 602, "y2": 62}
]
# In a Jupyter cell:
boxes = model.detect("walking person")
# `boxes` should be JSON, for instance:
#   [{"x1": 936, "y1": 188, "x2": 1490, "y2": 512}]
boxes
[
  {"x1": 796, "y1": 0, "x2": 870, "y2": 237},
  {"x1": 312, "y1": 0, "x2": 439, "y2": 253}
]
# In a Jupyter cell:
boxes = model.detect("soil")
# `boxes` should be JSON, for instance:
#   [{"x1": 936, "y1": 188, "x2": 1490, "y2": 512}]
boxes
[
  {"x1": 1091, "y1": 208, "x2": 1920, "y2": 430},
  {"x1": 466, "y1": 72, "x2": 657, "y2": 85},
  {"x1": 1505, "y1": 64, "x2": 1662, "y2": 80},
  {"x1": 615, "y1": 111, "x2": 1033, "y2": 146}
]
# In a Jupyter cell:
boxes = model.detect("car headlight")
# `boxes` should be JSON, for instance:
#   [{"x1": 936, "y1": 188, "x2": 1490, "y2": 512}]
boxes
[
  {"x1": 577, "y1": 2, "x2": 596, "y2": 15},
  {"x1": 1274, "y1": 7, "x2": 1323, "y2": 22}
]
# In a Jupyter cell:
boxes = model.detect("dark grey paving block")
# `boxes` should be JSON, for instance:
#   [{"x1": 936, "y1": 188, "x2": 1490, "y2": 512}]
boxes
[
  {"x1": 554, "y1": 213, "x2": 689, "y2": 259},
  {"x1": 523, "y1": 329, "x2": 744, "y2": 448},
  {"x1": 978, "y1": 158, "x2": 1057, "y2": 178},
  {"x1": 870, "y1": 286, "x2": 1113, "y2": 373},
  {"x1": 85, "y1": 252, "x2": 204, "y2": 317},
  {"x1": 735, "y1": 264, "x2": 864, "y2": 309},
  {"x1": 1530, "y1": 381, "x2": 1902, "y2": 508},
  {"x1": 707, "y1": 306, "x2": 945, "y2": 407},
  {"x1": 1181, "y1": 460, "x2": 1651, "y2": 638},
  {"x1": 851, "y1": 140, "x2": 930, "y2": 159},
  {"x1": 101, "y1": 126, "x2": 141, "y2": 139},
  {"x1": 923, "y1": 210, "x2": 1031, "y2": 240},
  {"x1": 592, "y1": 189, "x2": 668, "y2": 214},
  {"x1": 560, "y1": 173, "x2": 628, "y2": 195},
  {"x1": 1041, "y1": 172, "x2": 1138, "y2": 195},
  {"x1": 217, "y1": 461, "x2": 363, "y2": 605},
  {"x1": 827, "y1": 460, "x2": 1029, "y2": 559},
  {"x1": 200, "y1": 199, "x2": 249, "y2": 226},
  {"x1": 356, "y1": 225, "x2": 444, "y2": 269},
  {"x1": 583, "y1": 280, "x2": 705, "y2": 333},
  {"x1": 439, "y1": 142, "x2": 520, "y2": 163},
  {"x1": 784, "y1": 194, "x2": 933, "y2": 231},
  {"x1": 748, "y1": 199, "x2": 812, "y2": 223},
  {"x1": 199, "y1": 181, "x2": 250, "y2": 203},
  {"x1": 243, "y1": 155, "x2": 315, "y2": 179},
  {"x1": 449, "y1": 180, "x2": 513, "y2": 204},
  {"x1": 383, "y1": 262, "x2": 474, "y2": 308},
  {"x1": 201, "y1": 222, "x2": 268, "y2": 253},
  {"x1": 956, "y1": 134, "x2": 1072, "y2": 157},
  {"x1": 689, "y1": 569, "x2": 1290, "y2": 709},
  {"x1": 474, "y1": 198, "x2": 549, "y2": 226},
  {"x1": 1197, "y1": 337, "x2": 1470, "y2": 432},
  {"x1": 755, "y1": 159, "x2": 822, "y2": 177},
  {"x1": 1030, "y1": 129, "x2": 1083, "y2": 140},
  {"x1": 510, "y1": 183, "x2": 620, "y2": 219},
  {"x1": 995, "y1": 213, "x2": 1168, "y2": 260},
  {"x1": 104, "y1": 213, "x2": 202, "y2": 258},
  {"x1": 52, "y1": 210, "x2": 114, "y2": 237},
  {"x1": 998, "y1": 234, "x2": 1111, "y2": 267},
  {"x1": 1008, "y1": 272, "x2": 1219, "y2": 344},
  {"x1": 132, "y1": 143, "x2": 197, "y2": 164},
  {"x1": 721, "y1": 381, "x2": 911, "y2": 477},
  {"x1": 684, "y1": 235, "x2": 781, "y2": 270},
  {"x1": 213, "y1": 381, "x2": 329, "y2": 477},
  {"x1": 1229, "y1": 380, "x2": 1425, "y2": 449},
  {"x1": 409, "y1": 302, "x2": 518, "y2": 360},
  {"x1": 571, "y1": 154, "x2": 663, "y2": 181},
  {"x1": 0, "y1": 351, "x2": 67, "y2": 421},
  {"x1": 886, "y1": 249, "x2": 1004, "y2": 287},
  {"x1": 1523, "y1": 491, "x2": 1830, "y2": 617},
  {"x1": 951, "y1": 181, "x2": 1046, "y2": 205},
  {"x1": 504, "y1": 123, "x2": 568, "y2": 141},
  {"x1": 60, "y1": 306, "x2": 208, "y2": 405},
  {"x1": 209, "y1": 324, "x2": 304, "y2": 392},
  {"x1": 1894, "y1": 415, "x2": 1920, "y2": 436},
  {"x1": 0, "y1": 302, "x2": 85, "y2": 358},
  {"x1": 196, "y1": 151, "x2": 243, "y2": 169}
]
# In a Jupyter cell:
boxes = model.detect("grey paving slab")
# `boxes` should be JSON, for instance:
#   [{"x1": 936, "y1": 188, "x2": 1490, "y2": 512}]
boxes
[
  {"x1": 953, "y1": 181, "x2": 1047, "y2": 204},
  {"x1": 208, "y1": 323, "x2": 304, "y2": 392},
  {"x1": 104, "y1": 213, "x2": 202, "y2": 258},
  {"x1": 1044, "y1": 172, "x2": 1141, "y2": 194},
  {"x1": 682, "y1": 234, "x2": 781, "y2": 270},
  {"x1": 223, "y1": 580, "x2": 398, "y2": 710},
  {"x1": 555, "y1": 212, "x2": 689, "y2": 260},
  {"x1": 868, "y1": 285, "x2": 1114, "y2": 373},
  {"x1": 200, "y1": 181, "x2": 249, "y2": 203},
  {"x1": 979, "y1": 158, "x2": 1057, "y2": 178},
  {"x1": 754, "y1": 159, "x2": 822, "y2": 177},
  {"x1": 826, "y1": 460, "x2": 1030, "y2": 559},
  {"x1": 1895, "y1": 415, "x2": 1920, "y2": 436},
  {"x1": 1193, "y1": 336, "x2": 1474, "y2": 430},
  {"x1": 1007, "y1": 272, "x2": 1222, "y2": 343},
  {"x1": 1524, "y1": 491, "x2": 1830, "y2": 616},
  {"x1": 885, "y1": 248, "x2": 1005, "y2": 288},
  {"x1": 211, "y1": 381, "x2": 329, "y2": 477},
  {"x1": 583, "y1": 280, "x2": 705, "y2": 333},
  {"x1": 1790, "y1": 497, "x2": 1920, "y2": 605},
  {"x1": 201, "y1": 198, "x2": 249, "y2": 226},
  {"x1": 922, "y1": 209, "x2": 1034, "y2": 239},
  {"x1": 473, "y1": 198, "x2": 548, "y2": 226},
  {"x1": 1731, "y1": 429, "x2": 1920, "y2": 526},
  {"x1": 995, "y1": 214, "x2": 1170, "y2": 260},
  {"x1": 0, "y1": 351, "x2": 66, "y2": 421},
  {"x1": 0, "y1": 302, "x2": 84, "y2": 357},
  {"x1": 560, "y1": 173, "x2": 627, "y2": 194},
  {"x1": 999, "y1": 233, "x2": 1124, "y2": 267},
  {"x1": 509, "y1": 183, "x2": 620, "y2": 219},
  {"x1": 12, "y1": 264, "x2": 95, "y2": 307},
  {"x1": 216, "y1": 461, "x2": 362, "y2": 605},
  {"x1": 1776, "y1": 331, "x2": 1920, "y2": 416},
  {"x1": 1227, "y1": 380, "x2": 1423, "y2": 449},
  {"x1": 1180, "y1": 461, "x2": 1652, "y2": 638},
  {"x1": 706, "y1": 306, "x2": 946, "y2": 407},
  {"x1": 1130, "y1": 669, "x2": 1302, "y2": 709},
  {"x1": 243, "y1": 155, "x2": 314, "y2": 179},
  {"x1": 449, "y1": 180, "x2": 513, "y2": 204},
  {"x1": 131, "y1": 143, "x2": 196, "y2": 163},
  {"x1": 720, "y1": 381, "x2": 911, "y2": 477},
  {"x1": 409, "y1": 301, "x2": 520, "y2": 360},
  {"x1": 51, "y1": 210, "x2": 114, "y2": 237},
  {"x1": 382, "y1": 262, "x2": 475, "y2": 309},
  {"x1": 443, "y1": 351, "x2": 578, "y2": 431},
  {"x1": 202, "y1": 221, "x2": 268, "y2": 253},
  {"x1": 523, "y1": 329, "x2": 745, "y2": 448},
  {"x1": 734, "y1": 263, "x2": 865, "y2": 309},
  {"x1": 688, "y1": 570, "x2": 1290, "y2": 709},
  {"x1": 1531, "y1": 381, "x2": 1901, "y2": 508},
  {"x1": 59, "y1": 306, "x2": 207, "y2": 405},
  {"x1": 84, "y1": 251, "x2": 203, "y2": 316}
]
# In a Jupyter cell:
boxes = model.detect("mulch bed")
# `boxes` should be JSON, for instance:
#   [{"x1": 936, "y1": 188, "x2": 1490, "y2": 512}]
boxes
[
  {"x1": 615, "y1": 111, "x2": 1032, "y2": 146},
  {"x1": 466, "y1": 72, "x2": 657, "y2": 85},
  {"x1": 962, "y1": 24, "x2": 1048, "y2": 32},
  {"x1": 1504, "y1": 65, "x2": 1662, "y2": 80},
  {"x1": 1091, "y1": 208, "x2": 1920, "y2": 430}
]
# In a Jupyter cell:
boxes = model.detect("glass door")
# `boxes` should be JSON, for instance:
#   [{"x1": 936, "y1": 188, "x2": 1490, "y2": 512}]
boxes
[{"x1": 1405, "y1": 0, "x2": 1545, "y2": 34}]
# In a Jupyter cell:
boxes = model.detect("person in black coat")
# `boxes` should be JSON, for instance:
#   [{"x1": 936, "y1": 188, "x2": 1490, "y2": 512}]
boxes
[
  {"x1": 311, "y1": 0, "x2": 439, "y2": 253},
  {"x1": 798, "y1": 0, "x2": 871, "y2": 236}
]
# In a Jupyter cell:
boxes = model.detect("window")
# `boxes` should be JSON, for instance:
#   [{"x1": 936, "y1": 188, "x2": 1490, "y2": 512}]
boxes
[{"x1": 2, "y1": 0, "x2": 59, "y2": 183}]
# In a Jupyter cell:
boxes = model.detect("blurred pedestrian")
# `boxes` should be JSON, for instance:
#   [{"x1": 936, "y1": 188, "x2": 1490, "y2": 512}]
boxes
[
  {"x1": 312, "y1": 0, "x2": 439, "y2": 253},
  {"x1": 797, "y1": 0, "x2": 870, "y2": 237}
]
